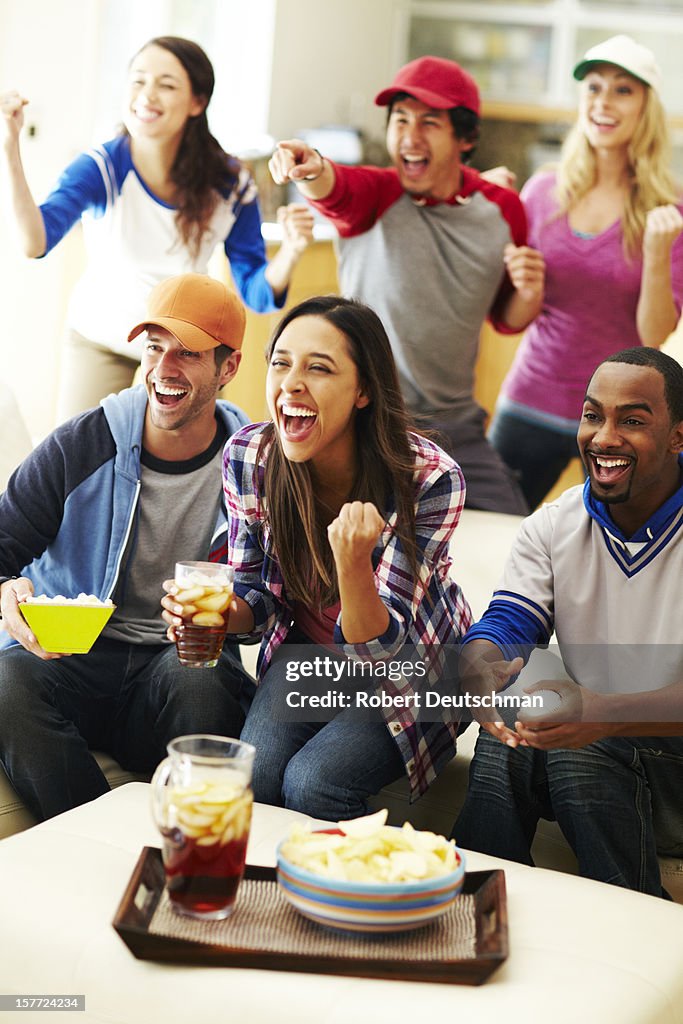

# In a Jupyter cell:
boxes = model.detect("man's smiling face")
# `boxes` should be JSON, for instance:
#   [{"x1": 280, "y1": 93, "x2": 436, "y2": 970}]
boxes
[
  {"x1": 142, "y1": 327, "x2": 231, "y2": 433},
  {"x1": 578, "y1": 361, "x2": 683, "y2": 530},
  {"x1": 385, "y1": 97, "x2": 471, "y2": 201}
]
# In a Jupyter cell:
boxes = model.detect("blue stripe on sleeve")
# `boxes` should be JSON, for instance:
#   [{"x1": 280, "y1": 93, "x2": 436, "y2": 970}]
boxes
[
  {"x1": 39, "y1": 151, "x2": 110, "y2": 255},
  {"x1": 492, "y1": 589, "x2": 553, "y2": 632},
  {"x1": 224, "y1": 197, "x2": 282, "y2": 313},
  {"x1": 39, "y1": 136, "x2": 133, "y2": 256},
  {"x1": 463, "y1": 597, "x2": 551, "y2": 662}
]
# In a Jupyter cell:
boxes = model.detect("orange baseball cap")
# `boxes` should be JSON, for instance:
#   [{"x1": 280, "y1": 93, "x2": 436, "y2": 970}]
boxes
[{"x1": 128, "y1": 273, "x2": 246, "y2": 352}]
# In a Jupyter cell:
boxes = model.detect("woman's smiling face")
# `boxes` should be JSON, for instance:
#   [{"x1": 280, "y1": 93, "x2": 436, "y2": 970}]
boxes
[
  {"x1": 123, "y1": 44, "x2": 204, "y2": 143},
  {"x1": 579, "y1": 63, "x2": 646, "y2": 152},
  {"x1": 266, "y1": 315, "x2": 369, "y2": 473}
]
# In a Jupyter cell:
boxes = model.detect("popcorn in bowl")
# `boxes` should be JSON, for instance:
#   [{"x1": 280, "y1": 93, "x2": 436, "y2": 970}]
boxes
[
  {"x1": 19, "y1": 593, "x2": 116, "y2": 654},
  {"x1": 23, "y1": 593, "x2": 114, "y2": 606},
  {"x1": 276, "y1": 809, "x2": 466, "y2": 933}
]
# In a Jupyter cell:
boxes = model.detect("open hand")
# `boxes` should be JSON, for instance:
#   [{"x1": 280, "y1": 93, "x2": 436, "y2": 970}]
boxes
[
  {"x1": 481, "y1": 165, "x2": 517, "y2": 190},
  {"x1": 0, "y1": 576, "x2": 65, "y2": 660},
  {"x1": 460, "y1": 653, "x2": 525, "y2": 747}
]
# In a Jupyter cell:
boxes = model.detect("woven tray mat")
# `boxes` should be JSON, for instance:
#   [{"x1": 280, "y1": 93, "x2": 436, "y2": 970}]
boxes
[{"x1": 149, "y1": 878, "x2": 477, "y2": 961}]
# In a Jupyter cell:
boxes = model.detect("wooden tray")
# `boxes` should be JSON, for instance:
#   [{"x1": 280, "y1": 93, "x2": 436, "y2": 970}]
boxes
[{"x1": 113, "y1": 847, "x2": 508, "y2": 985}]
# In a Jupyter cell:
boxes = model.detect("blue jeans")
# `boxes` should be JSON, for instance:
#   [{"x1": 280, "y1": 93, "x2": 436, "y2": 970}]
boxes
[
  {"x1": 453, "y1": 729, "x2": 683, "y2": 897},
  {"x1": 0, "y1": 637, "x2": 254, "y2": 821},
  {"x1": 240, "y1": 644, "x2": 406, "y2": 821},
  {"x1": 489, "y1": 408, "x2": 581, "y2": 510}
]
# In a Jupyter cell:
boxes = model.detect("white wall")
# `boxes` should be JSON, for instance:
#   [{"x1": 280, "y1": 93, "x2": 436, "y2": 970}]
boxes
[
  {"x1": 0, "y1": 0, "x2": 99, "y2": 439},
  {"x1": 268, "y1": 0, "x2": 404, "y2": 141}
]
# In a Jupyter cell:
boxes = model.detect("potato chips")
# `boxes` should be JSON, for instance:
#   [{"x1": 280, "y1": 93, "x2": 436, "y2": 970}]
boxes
[{"x1": 279, "y1": 809, "x2": 460, "y2": 883}]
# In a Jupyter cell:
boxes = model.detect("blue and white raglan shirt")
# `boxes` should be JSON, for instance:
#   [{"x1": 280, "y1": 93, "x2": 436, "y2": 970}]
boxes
[
  {"x1": 39, "y1": 135, "x2": 281, "y2": 357},
  {"x1": 465, "y1": 464, "x2": 683, "y2": 695}
]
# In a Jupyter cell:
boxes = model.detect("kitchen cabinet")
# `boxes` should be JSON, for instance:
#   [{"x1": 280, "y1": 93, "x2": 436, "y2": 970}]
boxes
[{"x1": 402, "y1": 0, "x2": 683, "y2": 121}]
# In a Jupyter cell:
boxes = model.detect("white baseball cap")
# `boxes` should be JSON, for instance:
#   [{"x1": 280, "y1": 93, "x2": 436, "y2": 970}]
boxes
[{"x1": 573, "y1": 35, "x2": 661, "y2": 93}]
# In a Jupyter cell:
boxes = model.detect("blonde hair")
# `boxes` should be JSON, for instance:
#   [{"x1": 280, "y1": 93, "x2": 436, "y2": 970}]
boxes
[{"x1": 555, "y1": 84, "x2": 679, "y2": 257}]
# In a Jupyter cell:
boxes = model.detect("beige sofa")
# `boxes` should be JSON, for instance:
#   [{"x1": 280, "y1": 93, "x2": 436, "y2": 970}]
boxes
[{"x1": 1, "y1": 408, "x2": 682, "y2": 900}]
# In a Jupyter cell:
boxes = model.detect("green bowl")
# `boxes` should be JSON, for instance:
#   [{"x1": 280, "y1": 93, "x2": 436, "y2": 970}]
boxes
[{"x1": 19, "y1": 602, "x2": 115, "y2": 654}]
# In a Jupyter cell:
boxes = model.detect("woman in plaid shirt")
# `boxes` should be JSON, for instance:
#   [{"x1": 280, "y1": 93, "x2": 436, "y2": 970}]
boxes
[{"x1": 221, "y1": 296, "x2": 472, "y2": 820}]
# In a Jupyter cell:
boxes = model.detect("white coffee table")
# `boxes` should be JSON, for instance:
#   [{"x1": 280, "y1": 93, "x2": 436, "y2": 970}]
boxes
[{"x1": 0, "y1": 784, "x2": 682, "y2": 1024}]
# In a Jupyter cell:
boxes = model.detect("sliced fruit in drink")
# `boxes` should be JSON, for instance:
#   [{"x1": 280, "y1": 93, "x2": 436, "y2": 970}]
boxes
[
  {"x1": 194, "y1": 592, "x2": 232, "y2": 613},
  {"x1": 175, "y1": 586, "x2": 206, "y2": 605},
  {"x1": 191, "y1": 611, "x2": 225, "y2": 627}
]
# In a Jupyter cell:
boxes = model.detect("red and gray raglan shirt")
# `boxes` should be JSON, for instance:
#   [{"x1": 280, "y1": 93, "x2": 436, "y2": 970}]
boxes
[{"x1": 310, "y1": 162, "x2": 527, "y2": 425}]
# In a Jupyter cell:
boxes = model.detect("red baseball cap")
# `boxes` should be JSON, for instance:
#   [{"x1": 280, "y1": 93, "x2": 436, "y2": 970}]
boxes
[{"x1": 375, "y1": 56, "x2": 480, "y2": 116}]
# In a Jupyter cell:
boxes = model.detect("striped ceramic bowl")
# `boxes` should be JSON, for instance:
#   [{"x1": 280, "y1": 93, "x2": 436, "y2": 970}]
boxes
[{"x1": 276, "y1": 841, "x2": 466, "y2": 934}]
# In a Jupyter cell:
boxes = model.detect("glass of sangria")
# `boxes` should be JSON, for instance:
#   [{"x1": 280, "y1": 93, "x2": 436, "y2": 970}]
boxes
[
  {"x1": 151, "y1": 734, "x2": 256, "y2": 920},
  {"x1": 172, "y1": 561, "x2": 234, "y2": 668}
]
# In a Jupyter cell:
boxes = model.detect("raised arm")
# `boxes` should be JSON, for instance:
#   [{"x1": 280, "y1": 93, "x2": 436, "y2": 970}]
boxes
[
  {"x1": 0, "y1": 91, "x2": 47, "y2": 257},
  {"x1": 636, "y1": 204, "x2": 683, "y2": 345},
  {"x1": 269, "y1": 139, "x2": 336, "y2": 202},
  {"x1": 327, "y1": 501, "x2": 390, "y2": 644},
  {"x1": 497, "y1": 242, "x2": 545, "y2": 332},
  {"x1": 263, "y1": 202, "x2": 314, "y2": 300}
]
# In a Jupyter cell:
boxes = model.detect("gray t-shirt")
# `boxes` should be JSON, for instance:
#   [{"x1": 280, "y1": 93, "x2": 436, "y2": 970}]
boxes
[
  {"x1": 313, "y1": 165, "x2": 524, "y2": 425},
  {"x1": 104, "y1": 425, "x2": 226, "y2": 644}
]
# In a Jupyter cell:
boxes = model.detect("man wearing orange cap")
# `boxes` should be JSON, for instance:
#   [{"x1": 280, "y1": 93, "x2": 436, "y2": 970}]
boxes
[
  {"x1": 270, "y1": 56, "x2": 545, "y2": 514},
  {"x1": 0, "y1": 273, "x2": 254, "y2": 821}
]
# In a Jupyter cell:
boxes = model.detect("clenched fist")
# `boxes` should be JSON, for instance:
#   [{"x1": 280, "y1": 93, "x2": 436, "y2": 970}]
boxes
[
  {"x1": 1, "y1": 90, "x2": 28, "y2": 147},
  {"x1": 327, "y1": 501, "x2": 385, "y2": 573},
  {"x1": 276, "y1": 202, "x2": 314, "y2": 257},
  {"x1": 644, "y1": 204, "x2": 683, "y2": 258},
  {"x1": 504, "y1": 243, "x2": 545, "y2": 304}
]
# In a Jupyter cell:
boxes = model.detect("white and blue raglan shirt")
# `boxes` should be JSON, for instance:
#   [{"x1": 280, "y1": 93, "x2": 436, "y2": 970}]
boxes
[
  {"x1": 465, "y1": 462, "x2": 683, "y2": 696},
  {"x1": 39, "y1": 135, "x2": 281, "y2": 357}
]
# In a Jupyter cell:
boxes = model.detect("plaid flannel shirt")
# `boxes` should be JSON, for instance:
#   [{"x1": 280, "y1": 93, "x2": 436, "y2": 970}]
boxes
[{"x1": 223, "y1": 423, "x2": 473, "y2": 798}]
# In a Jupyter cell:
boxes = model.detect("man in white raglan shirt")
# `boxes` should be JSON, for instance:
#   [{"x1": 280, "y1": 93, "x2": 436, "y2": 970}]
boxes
[{"x1": 454, "y1": 347, "x2": 683, "y2": 897}]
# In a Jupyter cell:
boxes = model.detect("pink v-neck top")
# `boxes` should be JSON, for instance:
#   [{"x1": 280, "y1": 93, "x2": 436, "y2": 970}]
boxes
[{"x1": 500, "y1": 170, "x2": 683, "y2": 427}]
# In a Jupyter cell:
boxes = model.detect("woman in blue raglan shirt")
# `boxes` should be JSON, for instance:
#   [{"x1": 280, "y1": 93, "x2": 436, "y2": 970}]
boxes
[{"x1": 0, "y1": 36, "x2": 313, "y2": 421}]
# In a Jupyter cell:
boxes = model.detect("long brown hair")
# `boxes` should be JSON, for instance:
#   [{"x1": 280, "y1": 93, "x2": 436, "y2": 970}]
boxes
[
  {"x1": 123, "y1": 36, "x2": 241, "y2": 258},
  {"x1": 259, "y1": 296, "x2": 418, "y2": 608}
]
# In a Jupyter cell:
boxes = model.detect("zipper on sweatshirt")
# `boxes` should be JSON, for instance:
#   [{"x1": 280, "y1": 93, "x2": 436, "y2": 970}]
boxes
[{"x1": 106, "y1": 478, "x2": 141, "y2": 601}]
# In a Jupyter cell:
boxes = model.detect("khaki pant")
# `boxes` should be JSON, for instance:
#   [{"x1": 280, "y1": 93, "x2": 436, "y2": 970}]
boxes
[{"x1": 56, "y1": 330, "x2": 140, "y2": 424}]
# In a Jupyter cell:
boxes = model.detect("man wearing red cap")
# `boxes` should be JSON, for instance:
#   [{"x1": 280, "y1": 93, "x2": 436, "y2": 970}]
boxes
[
  {"x1": 0, "y1": 273, "x2": 255, "y2": 821},
  {"x1": 270, "y1": 56, "x2": 544, "y2": 514}
]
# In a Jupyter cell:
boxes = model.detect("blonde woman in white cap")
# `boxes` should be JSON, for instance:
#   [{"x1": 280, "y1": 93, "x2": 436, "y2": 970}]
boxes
[{"x1": 490, "y1": 35, "x2": 683, "y2": 509}]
